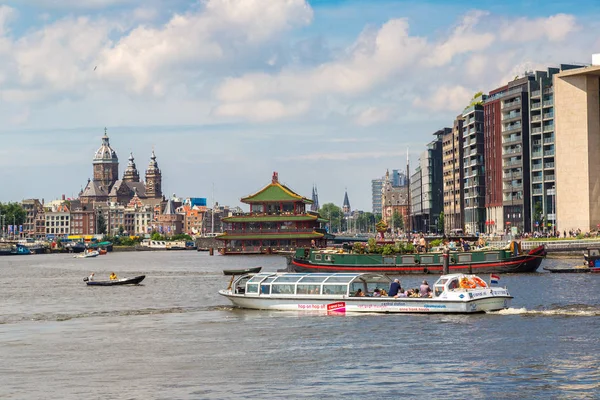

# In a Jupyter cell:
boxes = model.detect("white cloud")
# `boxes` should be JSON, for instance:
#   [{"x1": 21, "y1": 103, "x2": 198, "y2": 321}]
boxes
[
  {"x1": 213, "y1": 99, "x2": 310, "y2": 121},
  {"x1": 282, "y1": 150, "x2": 408, "y2": 161},
  {"x1": 413, "y1": 85, "x2": 473, "y2": 112},
  {"x1": 0, "y1": 5, "x2": 16, "y2": 36},
  {"x1": 500, "y1": 14, "x2": 578, "y2": 42},
  {"x1": 354, "y1": 106, "x2": 391, "y2": 126}
]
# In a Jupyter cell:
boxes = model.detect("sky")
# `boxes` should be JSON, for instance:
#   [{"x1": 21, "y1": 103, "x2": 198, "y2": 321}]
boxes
[{"x1": 0, "y1": 0, "x2": 599, "y2": 212}]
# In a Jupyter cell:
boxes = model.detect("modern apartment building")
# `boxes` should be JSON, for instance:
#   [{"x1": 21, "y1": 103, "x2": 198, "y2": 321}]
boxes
[
  {"x1": 371, "y1": 178, "x2": 384, "y2": 215},
  {"x1": 410, "y1": 130, "x2": 445, "y2": 233},
  {"x1": 462, "y1": 96, "x2": 487, "y2": 234},
  {"x1": 554, "y1": 59, "x2": 600, "y2": 232},
  {"x1": 442, "y1": 115, "x2": 464, "y2": 233},
  {"x1": 484, "y1": 86, "x2": 507, "y2": 234},
  {"x1": 527, "y1": 65, "x2": 582, "y2": 233}
]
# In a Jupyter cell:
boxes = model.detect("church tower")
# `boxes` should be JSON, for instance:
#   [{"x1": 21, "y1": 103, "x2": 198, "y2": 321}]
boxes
[
  {"x1": 145, "y1": 150, "x2": 162, "y2": 199},
  {"x1": 93, "y1": 128, "x2": 119, "y2": 192},
  {"x1": 122, "y1": 152, "x2": 140, "y2": 183},
  {"x1": 343, "y1": 189, "x2": 351, "y2": 216}
]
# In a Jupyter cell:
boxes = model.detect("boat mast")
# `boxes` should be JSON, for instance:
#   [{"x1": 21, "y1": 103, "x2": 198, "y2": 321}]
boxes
[
  {"x1": 211, "y1": 182, "x2": 215, "y2": 235},
  {"x1": 406, "y1": 148, "x2": 411, "y2": 234}
]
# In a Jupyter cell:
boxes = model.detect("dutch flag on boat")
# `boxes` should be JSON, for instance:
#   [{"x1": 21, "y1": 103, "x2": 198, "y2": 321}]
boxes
[{"x1": 490, "y1": 274, "x2": 500, "y2": 285}]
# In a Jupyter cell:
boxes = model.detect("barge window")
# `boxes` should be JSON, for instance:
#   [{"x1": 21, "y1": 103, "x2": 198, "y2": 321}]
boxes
[
  {"x1": 297, "y1": 285, "x2": 321, "y2": 294},
  {"x1": 260, "y1": 284, "x2": 271, "y2": 294},
  {"x1": 590, "y1": 249, "x2": 599, "y2": 257},
  {"x1": 271, "y1": 284, "x2": 294, "y2": 294},
  {"x1": 247, "y1": 284, "x2": 259, "y2": 294},
  {"x1": 322, "y1": 284, "x2": 346, "y2": 295},
  {"x1": 314, "y1": 254, "x2": 322, "y2": 261},
  {"x1": 325, "y1": 255, "x2": 333, "y2": 262},
  {"x1": 458, "y1": 254, "x2": 472, "y2": 263},
  {"x1": 484, "y1": 252, "x2": 499, "y2": 261},
  {"x1": 401, "y1": 256, "x2": 415, "y2": 264},
  {"x1": 420, "y1": 256, "x2": 434, "y2": 264}
]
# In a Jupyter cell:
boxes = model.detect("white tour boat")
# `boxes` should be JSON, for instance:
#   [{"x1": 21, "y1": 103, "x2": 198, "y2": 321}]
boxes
[{"x1": 219, "y1": 272, "x2": 512, "y2": 313}]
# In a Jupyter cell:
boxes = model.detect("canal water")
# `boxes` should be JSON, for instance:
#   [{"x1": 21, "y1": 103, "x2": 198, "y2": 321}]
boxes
[{"x1": 0, "y1": 252, "x2": 598, "y2": 399}]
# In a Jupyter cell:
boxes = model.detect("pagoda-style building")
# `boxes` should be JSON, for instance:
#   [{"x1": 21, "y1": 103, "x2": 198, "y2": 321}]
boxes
[{"x1": 217, "y1": 172, "x2": 328, "y2": 254}]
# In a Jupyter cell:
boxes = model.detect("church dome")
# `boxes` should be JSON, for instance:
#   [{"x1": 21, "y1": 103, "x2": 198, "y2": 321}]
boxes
[{"x1": 94, "y1": 128, "x2": 118, "y2": 162}]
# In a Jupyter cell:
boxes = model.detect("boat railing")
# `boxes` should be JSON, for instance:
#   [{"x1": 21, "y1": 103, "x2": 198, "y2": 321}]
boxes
[{"x1": 488, "y1": 239, "x2": 600, "y2": 251}]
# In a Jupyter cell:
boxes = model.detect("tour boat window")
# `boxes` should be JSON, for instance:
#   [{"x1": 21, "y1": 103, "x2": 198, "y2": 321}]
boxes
[
  {"x1": 247, "y1": 284, "x2": 259, "y2": 294},
  {"x1": 402, "y1": 256, "x2": 415, "y2": 264},
  {"x1": 322, "y1": 284, "x2": 346, "y2": 295},
  {"x1": 325, "y1": 255, "x2": 333, "y2": 262},
  {"x1": 590, "y1": 249, "x2": 599, "y2": 257},
  {"x1": 458, "y1": 254, "x2": 472, "y2": 263},
  {"x1": 314, "y1": 254, "x2": 322, "y2": 261},
  {"x1": 323, "y1": 276, "x2": 354, "y2": 283},
  {"x1": 273, "y1": 275, "x2": 303, "y2": 283},
  {"x1": 434, "y1": 285, "x2": 444, "y2": 296},
  {"x1": 271, "y1": 284, "x2": 295, "y2": 294},
  {"x1": 296, "y1": 285, "x2": 321, "y2": 295},
  {"x1": 299, "y1": 275, "x2": 329, "y2": 283},
  {"x1": 484, "y1": 252, "x2": 499, "y2": 261},
  {"x1": 420, "y1": 256, "x2": 434, "y2": 264},
  {"x1": 260, "y1": 284, "x2": 271, "y2": 295}
]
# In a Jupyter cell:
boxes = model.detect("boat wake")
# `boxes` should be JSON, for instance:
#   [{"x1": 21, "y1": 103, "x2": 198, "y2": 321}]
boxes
[
  {"x1": 0, "y1": 306, "x2": 214, "y2": 325},
  {"x1": 491, "y1": 305, "x2": 600, "y2": 317}
]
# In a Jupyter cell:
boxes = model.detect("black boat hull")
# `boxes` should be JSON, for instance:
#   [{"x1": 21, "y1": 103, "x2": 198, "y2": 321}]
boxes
[
  {"x1": 291, "y1": 246, "x2": 546, "y2": 274},
  {"x1": 85, "y1": 275, "x2": 145, "y2": 286}
]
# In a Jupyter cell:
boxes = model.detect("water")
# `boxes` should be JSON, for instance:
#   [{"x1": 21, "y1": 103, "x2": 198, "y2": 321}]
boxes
[{"x1": 1, "y1": 252, "x2": 599, "y2": 399}]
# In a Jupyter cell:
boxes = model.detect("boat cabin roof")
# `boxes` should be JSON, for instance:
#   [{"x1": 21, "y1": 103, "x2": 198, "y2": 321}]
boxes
[{"x1": 244, "y1": 272, "x2": 391, "y2": 285}]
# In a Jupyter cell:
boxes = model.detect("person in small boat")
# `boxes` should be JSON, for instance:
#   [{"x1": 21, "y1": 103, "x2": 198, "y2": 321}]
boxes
[
  {"x1": 373, "y1": 288, "x2": 382, "y2": 297},
  {"x1": 88, "y1": 272, "x2": 95, "y2": 281},
  {"x1": 109, "y1": 272, "x2": 118, "y2": 281},
  {"x1": 388, "y1": 279, "x2": 401, "y2": 296},
  {"x1": 354, "y1": 288, "x2": 365, "y2": 297},
  {"x1": 419, "y1": 280, "x2": 432, "y2": 297}
]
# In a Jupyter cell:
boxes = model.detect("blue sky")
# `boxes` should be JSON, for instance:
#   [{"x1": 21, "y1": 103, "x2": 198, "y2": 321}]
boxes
[{"x1": 0, "y1": 0, "x2": 598, "y2": 211}]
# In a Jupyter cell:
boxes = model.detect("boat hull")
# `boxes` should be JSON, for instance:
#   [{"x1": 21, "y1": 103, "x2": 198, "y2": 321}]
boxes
[
  {"x1": 86, "y1": 275, "x2": 145, "y2": 286},
  {"x1": 291, "y1": 246, "x2": 546, "y2": 275},
  {"x1": 219, "y1": 291, "x2": 512, "y2": 313}
]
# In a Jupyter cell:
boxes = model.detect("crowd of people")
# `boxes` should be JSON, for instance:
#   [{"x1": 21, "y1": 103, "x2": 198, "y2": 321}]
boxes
[{"x1": 353, "y1": 279, "x2": 432, "y2": 298}]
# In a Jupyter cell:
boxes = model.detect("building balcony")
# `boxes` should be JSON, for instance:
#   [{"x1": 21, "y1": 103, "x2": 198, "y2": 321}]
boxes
[
  {"x1": 502, "y1": 100, "x2": 521, "y2": 110},
  {"x1": 543, "y1": 125, "x2": 554, "y2": 133},
  {"x1": 532, "y1": 163, "x2": 543, "y2": 170},
  {"x1": 531, "y1": 151, "x2": 542, "y2": 158},
  {"x1": 505, "y1": 159, "x2": 522, "y2": 167},
  {"x1": 531, "y1": 127, "x2": 542, "y2": 134},
  {"x1": 543, "y1": 112, "x2": 554, "y2": 120},
  {"x1": 502, "y1": 112, "x2": 522, "y2": 122},
  {"x1": 531, "y1": 114, "x2": 542, "y2": 122},
  {"x1": 531, "y1": 90, "x2": 541, "y2": 98},
  {"x1": 503, "y1": 124, "x2": 522, "y2": 133},
  {"x1": 503, "y1": 172, "x2": 523, "y2": 180},
  {"x1": 532, "y1": 140, "x2": 541, "y2": 146},
  {"x1": 543, "y1": 100, "x2": 553, "y2": 108},
  {"x1": 503, "y1": 135, "x2": 522, "y2": 145},
  {"x1": 532, "y1": 176, "x2": 543, "y2": 183},
  {"x1": 544, "y1": 150, "x2": 555, "y2": 156},
  {"x1": 531, "y1": 102, "x2": 541, "y2": 110},
  {"x1": 544, "y1": 162, "x2": 555, "y2": 168},
  {"x1": 545, "y1": 174, "x2": 555, "y2": 181},
  {"x1": 532, "y1": 188, "x2": 543, "y2": 195},
  {"x1": 543, "y1": 137, "x2": 554, "y2": 144}
]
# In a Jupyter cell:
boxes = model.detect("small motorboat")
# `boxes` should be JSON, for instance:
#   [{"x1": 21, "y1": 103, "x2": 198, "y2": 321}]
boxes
[
  {"x1": 545, "y1": 248, "x2": 600, "y2": 273},
  {"x1": 223, "y1": 266, "x2": 262, "y2": 276},
  {"x1": 84, "y1": 275, "x2": 145, "y2": 286},
  {"x1": 74, "y1": 250, "x2": 100, "y2": 258}
]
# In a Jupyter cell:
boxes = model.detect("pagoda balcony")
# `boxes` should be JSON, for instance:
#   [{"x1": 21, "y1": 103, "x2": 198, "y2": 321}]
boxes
[{"x1": 225, "y1": 228, "x2": 316, "y2": 234}]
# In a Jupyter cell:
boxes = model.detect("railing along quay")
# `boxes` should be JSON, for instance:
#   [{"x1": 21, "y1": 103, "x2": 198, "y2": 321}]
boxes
[{"x1": 489, "y1": 239, "x2": 600, "y2": 252}]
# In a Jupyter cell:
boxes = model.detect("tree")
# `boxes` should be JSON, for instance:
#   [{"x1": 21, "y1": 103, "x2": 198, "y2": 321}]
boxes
[
  {"x1": 533, "y1": 202, "x2": 543, "y2": 231},
  {"x1": 391, "y1": 210, "x2": 403, "y2": 233},
  {"x1": 96, "y1": 213, "x2": 107, "y2": 235},
  {"x1": 319, "y1": 203, "x2": 343, "y2": 233},
  {"x1": 437, "y1": 212, "x2": 445, "y2": 233}
]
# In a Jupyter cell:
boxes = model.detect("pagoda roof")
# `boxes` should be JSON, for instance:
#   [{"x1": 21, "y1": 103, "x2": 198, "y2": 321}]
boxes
[
  {"x1": 222, "y1": 214, "x2": 319, "y2": 223},
  {"x1": 241, "y1": 172, "x2": 313, "y2": 204},
  {"x1": 216, "y1": 232, "x2": 324, "y2": 241}
]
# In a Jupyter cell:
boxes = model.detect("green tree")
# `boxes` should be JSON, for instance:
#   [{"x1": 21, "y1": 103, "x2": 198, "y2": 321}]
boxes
[
  {"x1": 151, "y1": 232, "x2": 166, "y2": 241},
  {"x1": 96, "y1": 213, "x2": 107, "y2": 235},
  {"x1": 118, "y1": 225, "x2": 125, "y2": 235},
  {"x1": 437, "y1": 212, "x2": 445, "y2": 233},
  {"x1": 319, "y1": 203, "x2": 343, "y2": 233},
  {"x1": 533, "y1": 202, "x2": 543, "y2": 230},
  {"x1": 0, "y1": 202, "x2": 26, "y2": 233}
]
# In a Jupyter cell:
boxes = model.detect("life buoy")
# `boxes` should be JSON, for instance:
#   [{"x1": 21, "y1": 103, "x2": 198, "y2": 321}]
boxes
[
  {"x1": 459, "y1": 277, "x2": 475, "y2": 289},
  {"x1": 471, "y1": 276, "x2": 487, "y2": 288},
  {"x1": 414, "y1": 258, "x2": 420, "y2": 264}
]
